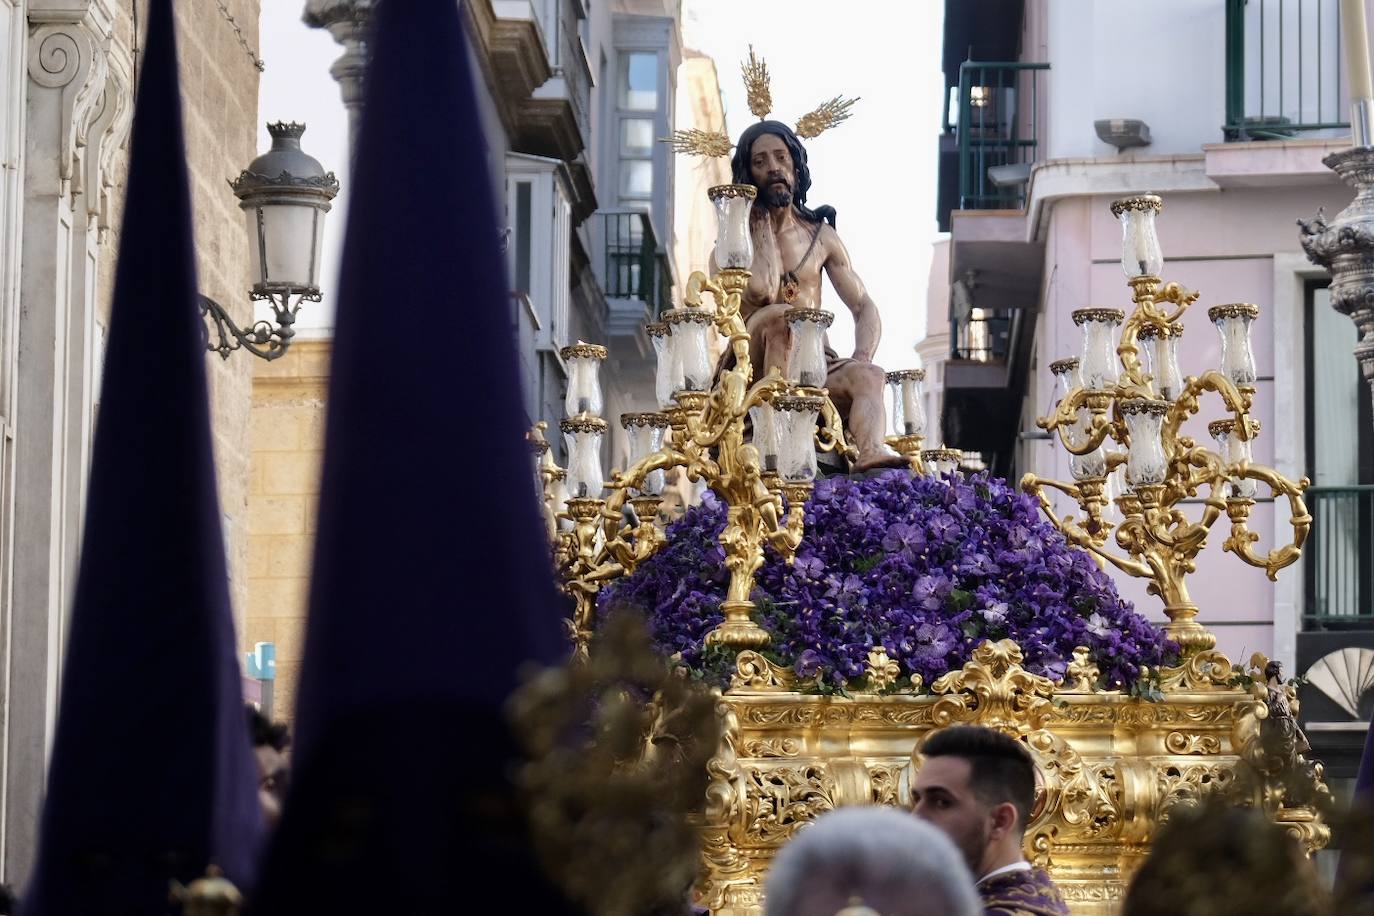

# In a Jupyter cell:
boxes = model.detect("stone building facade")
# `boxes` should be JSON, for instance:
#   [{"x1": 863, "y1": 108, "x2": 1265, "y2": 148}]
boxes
[
  {"x1": 243, "y1": 0, "x2": 728, "y2": 725},
  {"x1": 0, "y1": 0, "x2": 261, "y2": 885}
]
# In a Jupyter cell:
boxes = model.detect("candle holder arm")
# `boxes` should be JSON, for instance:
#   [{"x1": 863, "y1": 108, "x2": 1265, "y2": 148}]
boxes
[
  {"x1": 815, "y1": 392, "x2": 857, "y2": 461},
  {"x1": 1021, "y1": 473, "x2": 1153, "y2": 578},
  {"x1": 1037, "y1": 388, "x2": 1117, "y2": 456},
  {"x1": 1221, "y1": 467, "x2": 1312, "y2": 580}
]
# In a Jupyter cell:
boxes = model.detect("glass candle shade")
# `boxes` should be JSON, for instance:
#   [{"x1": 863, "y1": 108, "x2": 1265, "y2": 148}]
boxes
[
  {"x1": 886, "y1": 368, "x2": 927, "y2": 436},
  {"x1": 622, "y1": 412, "x2": 669, "y2": 495},
  {"x1": 774, "y1": 394, "x2": 822, "y2": 482},
  {"x1": 709, "y1": 184, "x2": 757, "y2": 270},
  {"x1": 1208, "y1": 303, "x2": 1260, "y2": 387},
  {"x1": 1072, "y1": 309, "x2": 1124, "y2": 391},
  {"x1": 560, "y1": 341, "x2": 607, "y2": 418},
  {"x1": 1049, "y1": 354, "x2": 1082, "y2": 403},
  {"x1": 1138, "y1": 323, "x2": 1185, "y2": 401},
  {"x1": 1120, "y1": 398, "x2": 1170, "y2": 487},
  {"x1": 646, "y1": 322, "x2": 682, "y2": 410},
  {"x1": 548, "y1": 471, "x2": 571, "y2": 532},
  {"x1": 1111, "y1": 195, "x2": 1164, "y2": 279},
  {"x1": 560, "y1": 416, "x2": 607, "y2": 498},
  {"x1": 749, "y1": 401, "x2": 780, "y2": 473},
  {"x1": 921, "y1": 447, "x2": 962, "y2": 478},
  {"x1": 1069, "y1": 440, "x2": 1108, "y2": 481},
  {"x1": 785, "y1": 308, "x2": 833, "y2": 388},
  {"x1": 1208, "y1": 418, "x2": 1259, "y2": 499},
  {"x1": 664, "y1": 308, "x2": 714, "y2": 391}
]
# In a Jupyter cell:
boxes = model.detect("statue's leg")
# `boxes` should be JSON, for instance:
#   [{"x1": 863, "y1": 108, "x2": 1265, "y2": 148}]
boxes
[
  {"x1": 827, "y1": 361, "x2": 905, "y2": 472},
  {"x1": 745, "y1": 303, "x2": 792, "y2": 380}
]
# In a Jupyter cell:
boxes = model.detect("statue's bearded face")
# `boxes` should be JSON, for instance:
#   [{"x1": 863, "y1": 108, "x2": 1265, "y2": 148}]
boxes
[{"x1": 748, "y1": 133, "x2": 796, "y2": 209}]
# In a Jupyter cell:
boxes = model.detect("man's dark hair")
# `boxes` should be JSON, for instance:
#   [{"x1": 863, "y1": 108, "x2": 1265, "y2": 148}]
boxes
[
  {"x1": 246, "y1": 704, "x2": 290, "y2": 752},
  {"x1": 730, "y1": 120, "x2": 837, "y2": 227},
  {"x1": 921, "y1": 726, "x2": 1036, "y2": 831}
]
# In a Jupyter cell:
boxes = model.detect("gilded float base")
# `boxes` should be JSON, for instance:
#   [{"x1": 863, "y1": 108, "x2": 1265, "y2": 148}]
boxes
[{"x1": 696, "y1": 641, "x2": 1328, "y2": 916}]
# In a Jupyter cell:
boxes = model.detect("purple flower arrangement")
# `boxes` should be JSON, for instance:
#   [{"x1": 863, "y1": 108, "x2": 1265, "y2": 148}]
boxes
[{"x1": 597, "y1": 471, "x2": 1176, "y2": 694}]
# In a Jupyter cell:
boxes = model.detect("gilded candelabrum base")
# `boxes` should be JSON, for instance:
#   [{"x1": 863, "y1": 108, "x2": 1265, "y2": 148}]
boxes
[
  {"x1": 675, "y1": 390, "x2": 710, "y2": 423},
  {"x1": 886, "y1": 433, "x2": 925, "y2": 473},
  {"x1": 716, "y1": 267, "x2": 751, "y2": 297},
  {"x1": 1162, "y1": 605, "x2": 1218, "y2": 653},
  {"x1": 630, "y1": 494, "x2": 664, "y2": 524},
  {"x1": 705, "y1": 602, "x2": 771, "y2": 649}
]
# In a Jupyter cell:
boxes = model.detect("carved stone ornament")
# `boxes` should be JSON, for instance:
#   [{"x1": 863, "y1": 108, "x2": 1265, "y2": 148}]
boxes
[{"x1": 28, "y1": 0, "x2": 133, "y2": 222}]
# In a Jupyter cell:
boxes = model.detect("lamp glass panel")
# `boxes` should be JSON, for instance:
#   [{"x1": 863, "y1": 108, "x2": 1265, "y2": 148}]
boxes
[{"x1": 258, "y1": 203, "x2": 320, "y2": 289}]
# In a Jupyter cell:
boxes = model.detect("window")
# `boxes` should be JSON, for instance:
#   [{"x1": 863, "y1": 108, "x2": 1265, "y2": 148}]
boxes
[
  {"x1": 620, "y1": 118, "x2": 653, "y2": 156},
  {"x1": 1303, "y1": 282, "x2": 1374, "y2": 628},
  {"x1": 620, "y1": 52, "x2": 657, "y2": 110},
  {"x1": 615, "y1": 51, "x2": 658, "y2": 229},
  {"x1": 513, "y1": 180, "x2": 532, "y2": 295}
]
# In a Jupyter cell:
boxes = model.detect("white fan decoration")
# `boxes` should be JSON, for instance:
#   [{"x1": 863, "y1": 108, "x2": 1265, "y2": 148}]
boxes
[{"x1": 1304, "y1": 647, "x2": 1374, "y2": 718}]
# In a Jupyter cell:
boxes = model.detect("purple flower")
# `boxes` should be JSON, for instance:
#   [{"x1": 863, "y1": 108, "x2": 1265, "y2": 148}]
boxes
[
  {"x1": 596, "y1": 469, "x2": 1174, "y2": 693},
  {"x1": 912, "y1": 622, "x2": 958, "y2": 660}
]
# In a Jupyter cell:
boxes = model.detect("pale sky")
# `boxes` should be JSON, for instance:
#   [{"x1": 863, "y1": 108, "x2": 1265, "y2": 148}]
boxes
[{"x1": 256, "y1": 0, "x2": 946, "y2": 367}]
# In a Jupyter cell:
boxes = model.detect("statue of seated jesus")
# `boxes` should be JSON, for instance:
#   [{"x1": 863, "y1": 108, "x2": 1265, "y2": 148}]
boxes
[{"x1": 713, "y1": 120, "x2": 905, "y2": 473}]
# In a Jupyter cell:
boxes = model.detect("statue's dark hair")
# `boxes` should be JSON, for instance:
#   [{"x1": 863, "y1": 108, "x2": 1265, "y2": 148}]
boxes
[
  {"x1": 731, "y1": 120, "x2": 837, "y2": 228},
  {"x1": 921, "y1": 726, "x2": 1036, "y2": 831}
]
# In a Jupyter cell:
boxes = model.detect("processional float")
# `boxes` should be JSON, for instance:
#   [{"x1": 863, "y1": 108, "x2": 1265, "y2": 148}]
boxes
[{"x1": 526, "y1": 55, "x2": 1327, "y2": 916}]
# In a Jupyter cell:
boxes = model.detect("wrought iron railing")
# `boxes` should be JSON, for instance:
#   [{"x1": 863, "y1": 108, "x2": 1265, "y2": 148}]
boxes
[
  {"x1": 602, "y1": 211, "x2": 670, "y2": 318},
  {"x1": 950, "y1": 307, "x2": 1013, "y2": 362},
  {"x1": 954, "y1": 61, "x2": 1048, "y2": 212},
  {"x1": 1305, "y1": 485, "x2": 1374, "y2": 628},
  {"x1": 1224, "y1": 0, "x2": 1350, "y2": 139}
]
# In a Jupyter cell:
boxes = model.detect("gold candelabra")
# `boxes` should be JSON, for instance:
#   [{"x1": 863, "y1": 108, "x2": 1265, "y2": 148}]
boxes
[
  {"x1": 528, "y1": 184, "x2": 949, "y2": 657},
  {"x1": 1021, "y1": 195, "x2": 1311, "y2": 655}
]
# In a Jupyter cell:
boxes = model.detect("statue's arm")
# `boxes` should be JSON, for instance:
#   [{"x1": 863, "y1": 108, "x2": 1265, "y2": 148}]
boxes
[{"x1": 821, "y1": 226, "x2": 881, "y2": 362}]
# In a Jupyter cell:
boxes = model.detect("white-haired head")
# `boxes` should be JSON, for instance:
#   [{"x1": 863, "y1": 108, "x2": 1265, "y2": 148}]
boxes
[{"x1": 763, "y1": 806, "x2": 981, "y2": 916}]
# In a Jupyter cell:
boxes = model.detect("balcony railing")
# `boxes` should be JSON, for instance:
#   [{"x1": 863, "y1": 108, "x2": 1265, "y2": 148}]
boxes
[
  {"x1": 1224, "y1": 0, "x2": 1350, "y2": 139},
  {"x1": 601, "y1": 211, "x2": 671, "y2": 320},
  {"x1": 954, "y1": 61, "x2": 1048, "y2": 212},
  {"x1": 950, "y1": 307, "x2": 1013, "y2": 362},
  {"x1": 1305, "y1": 485, "x2": 1374, "y2": 628}
]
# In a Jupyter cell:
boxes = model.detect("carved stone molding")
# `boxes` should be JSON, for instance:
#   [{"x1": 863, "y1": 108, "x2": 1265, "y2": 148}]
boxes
[{"x1": 26, "y1": 0, "x2": 131, "y2": 222}]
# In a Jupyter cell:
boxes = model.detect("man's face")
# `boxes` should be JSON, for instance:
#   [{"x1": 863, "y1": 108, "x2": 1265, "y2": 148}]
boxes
[
  {"x1": 749, "y1": 133, "x2": 795, "y2": 209},
  {"x1": 255, "y1": 744, "x2": 289, "y2": 827},
  {"x1": 912, "y1": 755, "x2": 993, "y2": 874}
]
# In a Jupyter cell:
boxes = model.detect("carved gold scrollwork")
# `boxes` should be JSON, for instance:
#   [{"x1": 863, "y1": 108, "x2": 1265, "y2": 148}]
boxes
[
  {"x1": 1060, "y1": 646, "x2": 1101, "y2": 693},
  {"x1": 1165, "y1": 731, "x2": 1222, "y2": 755},
  {"x1": 741, "y1": 737, "x2": 800, "y2": 759},
  {"x1": 731, "y1": 650, "x2": 798, "y2": 693},
  {"x1": 1024, "y1": 730, "x2": 1122, "y2": 842},
  {"x1": 867, "y1": 762, "x2": 908, "y2": 808},
  {"x1": 1157, "y1": 648, "x2": 1238, "y2": 692},
  {"x1": 930, "y1": 639, "x2": 1056, "y2": 732},
  {"x1": 1156, "y1": 762, "x2": 1235, "y2": 821},
  {"x1": 741, "y1": 764, "x2": 836, "y2": 844}
]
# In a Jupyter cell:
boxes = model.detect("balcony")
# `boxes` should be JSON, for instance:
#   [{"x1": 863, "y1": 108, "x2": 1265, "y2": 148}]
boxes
[
  {"x1": 1305, "y1": 486, "x2": 1374, "y2": 630},
  {"x1": 934, "y1": 60, "x2": 1047, "y2": 474},
  {"x1": 954, "y1": 62, "x2": 1048, "y2": 212},
  {"x1": 596, "y1": 211, "x2": 672, "y2": 342},
  {"x1": 1224, "y1": 0, "x2": 1351, "y2": 140}
]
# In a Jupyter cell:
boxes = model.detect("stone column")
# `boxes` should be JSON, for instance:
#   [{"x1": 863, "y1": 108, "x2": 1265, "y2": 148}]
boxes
[
  {"x1": 1299, "y1": 148, "x2": 1374, "y2": 409},
  {"x1": 302, "y1": 0, "x2": 374, "y2": 163},
  {"x1": 5, "y1": 0, "x2": 131, "y2": 885}
]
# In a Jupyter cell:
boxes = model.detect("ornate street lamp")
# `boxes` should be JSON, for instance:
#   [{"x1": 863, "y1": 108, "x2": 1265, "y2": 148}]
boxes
[{"x1": 202, "y1": 121, "x2": 339, "y2": 361}]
